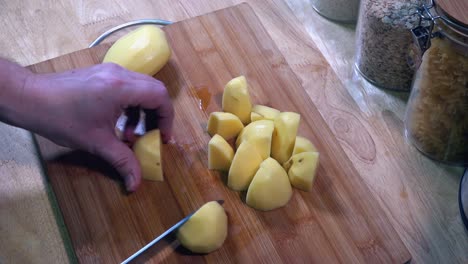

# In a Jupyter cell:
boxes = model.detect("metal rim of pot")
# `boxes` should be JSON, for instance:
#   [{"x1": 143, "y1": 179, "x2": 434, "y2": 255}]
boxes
[{"x1": 88, "y1": 19, "x2": 173, "y2": 48}]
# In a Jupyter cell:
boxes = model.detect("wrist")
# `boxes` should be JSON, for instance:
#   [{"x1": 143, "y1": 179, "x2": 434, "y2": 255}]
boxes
[{"x1": 0, "y1": 58, "x2": 36, "y2": 127}]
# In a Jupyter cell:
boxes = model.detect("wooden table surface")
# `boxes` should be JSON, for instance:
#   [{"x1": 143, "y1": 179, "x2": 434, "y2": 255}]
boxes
[{"x1": 0, "y1": 0, "x2": 466, "y2": 263}]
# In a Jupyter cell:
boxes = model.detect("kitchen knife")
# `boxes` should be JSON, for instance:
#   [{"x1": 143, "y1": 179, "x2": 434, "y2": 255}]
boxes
[{"x1": 121, "y1": 200, "x2": 224, "y2": 264}]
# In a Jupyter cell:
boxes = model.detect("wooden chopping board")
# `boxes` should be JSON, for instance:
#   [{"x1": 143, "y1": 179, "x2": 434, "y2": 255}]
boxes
[{"x1": 28, "y1": 3, "x2": 411, "y2": 263}]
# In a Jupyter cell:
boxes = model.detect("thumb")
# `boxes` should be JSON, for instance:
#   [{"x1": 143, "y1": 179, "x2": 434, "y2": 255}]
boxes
[{"x1": 96, "y1": 139, "x2": 142, "y2": 192}]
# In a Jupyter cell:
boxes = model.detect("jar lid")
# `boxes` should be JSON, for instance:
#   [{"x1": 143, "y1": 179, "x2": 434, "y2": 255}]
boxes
[{"x1": 436, "y1": 0, "x2": 468, "y2": 28}]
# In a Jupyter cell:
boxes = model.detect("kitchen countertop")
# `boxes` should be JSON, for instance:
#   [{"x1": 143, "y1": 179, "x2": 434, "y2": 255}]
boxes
[{"x1": 0, "y1": 0, "x2": 466, "y2": 263}]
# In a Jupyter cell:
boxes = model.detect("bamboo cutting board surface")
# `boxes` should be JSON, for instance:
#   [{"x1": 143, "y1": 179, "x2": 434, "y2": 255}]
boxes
[{"x1": 29, "y1": 3, "x2": 411, "y2": 263}]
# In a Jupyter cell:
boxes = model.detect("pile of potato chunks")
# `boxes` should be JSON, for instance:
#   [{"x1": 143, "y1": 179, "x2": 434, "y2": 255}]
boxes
[
  {"x1": 102, "y1": 24, "x2": 320, "y2": 254},
  {"x1": 208, "y1": 76, "x2": 320, "y2": 211},
  {"x1": 102, "y1": 25, "x2": 319, "y2": 208}
]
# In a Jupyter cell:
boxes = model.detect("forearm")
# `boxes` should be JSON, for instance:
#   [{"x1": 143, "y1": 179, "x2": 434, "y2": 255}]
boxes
[
  {"x1": 0, "y1": 60, "x2": 174, "y2": 191},
  {"x1": 0, "y1": 58, "x2": 35, "y2": 127}
]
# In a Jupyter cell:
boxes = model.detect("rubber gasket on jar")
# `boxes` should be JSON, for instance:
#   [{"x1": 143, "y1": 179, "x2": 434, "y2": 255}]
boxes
[{"x1": 459, "y1": 169, "x2": 468, "y2": 231}]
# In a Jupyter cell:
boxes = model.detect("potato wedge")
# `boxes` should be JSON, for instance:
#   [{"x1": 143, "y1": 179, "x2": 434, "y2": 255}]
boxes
[
  {"x1": 207, "y1": 112, "x2": 244, "y2": 140},
  {"x1": 133, "y1": 129, "x2": 163, "y2": 181},
  {"x1": 228, "y1": 141, "x2": 263, "y2": 191},
  {"x1": 271, "y1": 112, "x2": 301, "y2": 164},
  {"x1": 250, "y1": 105, "x2": 280, "y2": 122},
  {"x1": 283, "y1": 152, "x2": 319, "y2": 191},
  {"x1": 208, "y1": 134, "x2": 235, "y2": 171},
  {"x1": 177, "y1": 201, "x2": 228, "y2": 253},
  {"x1": 246, "y1": 158, "x2": 292, "y2": 211},
  {"x1": 235, "y1": 120, "x2": 274, "y2": 160},
  {"x1": 222, "y1": 76, "x2": 252, "y2": 124},
  {"x1": 292, "y1": 136, "x2": 317, "y2": 155}
]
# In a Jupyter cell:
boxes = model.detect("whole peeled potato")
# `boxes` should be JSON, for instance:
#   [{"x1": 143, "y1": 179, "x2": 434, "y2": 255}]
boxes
[{"x1": 103, "y1": 25, "x2": 171, "y2": 76}]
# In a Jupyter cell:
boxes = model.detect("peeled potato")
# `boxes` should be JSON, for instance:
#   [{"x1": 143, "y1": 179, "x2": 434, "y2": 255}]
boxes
[
  {"x1": 103, "y1": 25, "x2": 171, "y2": 76},
  {"x1": 292, "y1": 136, "x2": 317, "y2": 155},
  {"x1": 177, "y1": 201, "x2": 228, "y2": 254},
  {"x1": 208, "y1": 134, "x2": 234, "y2": 171},
  {"x1": 133, "y1": 129, "x2": 163, "y2": 181},
  {"x1": 228, "y1": 141, "x2": 263, "y2": 191},
  {"x1": 250, "y1": 105, "x2": 280, "y2": 122},
  {"x1": 207, "y1": 112, "x2": 244, "y2": 140},
  {"x1": 246, "y1": 158, "x2": 292, "y2": 211},
  {"x1": 250, "y1": 112, "x2": 263, "y2": 122},
  {"x1": 235, "y1": 120, "x2": 274, "y2": 160},
  {"x1": 222, "y1": 76, "x2": 252, "y2": 124},
  {"x1": 271, "y1": 112, "x2": 301, "y2": 164},
  {"x1": 283, "y1": 152, "x2": 319, "y2": 191}
]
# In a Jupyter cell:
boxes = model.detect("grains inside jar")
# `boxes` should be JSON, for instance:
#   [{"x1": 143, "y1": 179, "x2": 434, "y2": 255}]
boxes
[
  {"x1": 355, "y1": 0, "x2": 422, "y2": 91},
  {"x1": 406, "y1": 38, "x2": 468, "y2": 164}
]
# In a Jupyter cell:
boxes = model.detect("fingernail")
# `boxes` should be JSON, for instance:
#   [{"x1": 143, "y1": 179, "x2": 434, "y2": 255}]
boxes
[{"x1": 125, "y1": 174, "x2": 135, "y2": 192}]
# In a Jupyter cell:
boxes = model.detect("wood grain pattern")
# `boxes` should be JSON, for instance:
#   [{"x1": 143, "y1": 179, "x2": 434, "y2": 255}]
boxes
[
  {"x1": 2, "y1": 0, "x2": 467, "y2": 263},
  {"x1": 29, "y1": 4, "x2": 411, "y2": 263},
  {"x1": 0, "y1": 124, "x2": 70, "y2": 264},
  {"x1": 282, "y1": 1, "x2": 468, "y2": 263}
]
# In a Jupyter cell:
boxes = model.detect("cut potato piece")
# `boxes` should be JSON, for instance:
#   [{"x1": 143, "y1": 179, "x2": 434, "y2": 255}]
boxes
[
  {"x1": 208, "y1": 135, "x2": 234, "y2": 171},
  {"x1": 251, "y1": 105, "x2": 280, "y2": 121},
  {"x1": 103, "y1": 25, "x2": 171, "y2": 76},
  {"x1": 246, "y1": 158, "x2": 292, "y2": 211},
  {"x1": 207, "y1": 112, "x2": 244, "y2": 140},
  {"x1": 271, "y1": 112, "x2": 301, "y2": 164},
  {"x1": 228, "y1": 141, "x2": 263, "y2": 191},
  {"x1": 133, "y1": 129, "x2": 163, "y2": 181},
  {"x1": 293, "y1": 136, "x2": 317, "y2": 155},
  {"x1": 283, "y1": 152, "x2": 319, "y2": 191},
  {"x1": 177, "y1": 201, "x2": 228, "y2": 253},
  {"x1": 235, "y1": 120, "x2": 274, "y2": 160},
  {"x1": 250, "y1": 112, "x2": 263, "y2": 122},
  {"x1": 222, "y1": 76, "x2": 252, "y2": 124}
]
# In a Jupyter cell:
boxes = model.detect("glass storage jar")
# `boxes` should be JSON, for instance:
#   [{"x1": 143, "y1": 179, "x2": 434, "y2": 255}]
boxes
[
  {"x1": 405, "y1": 0, "x2": 468, "y2": 165},
  {"x1": 311, "y1": 0, "x2": 361, "y2": 23},
  {"x1": 355, "y1": 0, "x2": 423, "y2": 91}
]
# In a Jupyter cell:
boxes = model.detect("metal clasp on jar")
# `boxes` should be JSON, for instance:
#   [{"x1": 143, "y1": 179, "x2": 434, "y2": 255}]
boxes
[
  {"x1": 411, "y1": 0, "x2": 452, "y2": 55},
  {"x1": 411, "y1": 25, "x2": 433, "y2": 53}
]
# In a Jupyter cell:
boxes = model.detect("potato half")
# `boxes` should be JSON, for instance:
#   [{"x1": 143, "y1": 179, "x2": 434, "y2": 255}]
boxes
[{"x1": 177, "y1": 201, "x2": 228, "y2": 253}]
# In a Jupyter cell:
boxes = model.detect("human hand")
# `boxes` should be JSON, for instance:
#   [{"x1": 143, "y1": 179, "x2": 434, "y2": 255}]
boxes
[{"x1": 19, "y1": 63, "x2": 174, "y2": 191}]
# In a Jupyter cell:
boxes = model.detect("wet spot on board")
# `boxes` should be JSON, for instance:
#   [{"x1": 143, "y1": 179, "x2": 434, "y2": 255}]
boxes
[{"x1": 194, "y1": 86, "x2": 212, "y2": 111}]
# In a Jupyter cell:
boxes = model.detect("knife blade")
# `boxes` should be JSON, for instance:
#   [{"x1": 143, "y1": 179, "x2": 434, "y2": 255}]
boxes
[{"x1": 121, "y1": 200, "x2": 224, "y2": 264}]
